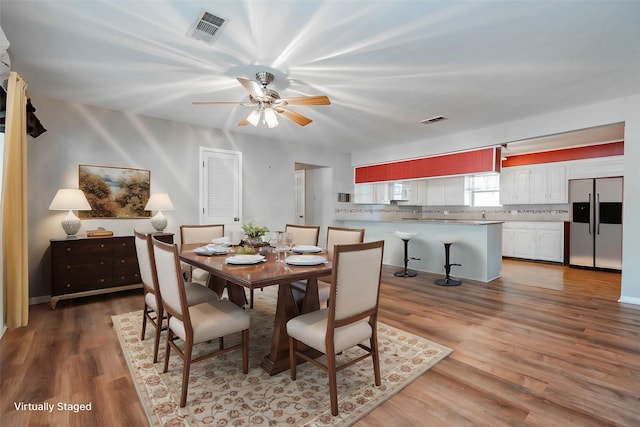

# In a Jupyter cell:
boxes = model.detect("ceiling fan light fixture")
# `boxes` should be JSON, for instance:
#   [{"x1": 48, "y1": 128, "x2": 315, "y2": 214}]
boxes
[
  {"x1": 263, "y1": 108, "x2": 279, "y2": 128},
  {"x1": 247, "y1": 109, "x2": 261, "y2": 126}
]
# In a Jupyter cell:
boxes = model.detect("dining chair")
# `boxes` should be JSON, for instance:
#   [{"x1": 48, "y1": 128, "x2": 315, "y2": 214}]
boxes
[
  {"x1": 286, "y1": 240, "x2": 384, "y2": 416},
  {"x1": 284, "y1": 224, "x2": 320, "y2": 246},
  {"x1": 290, "y1": 226, "x2": 365, "y2": 307},
  {"x1": 180, "y1": 224, "x2": 225, "y2": 283},
  {"x1": 152, "y1": 237, "x2": 250, "y2": 408},
  {"x1": 135, "y1": 230, "x2": 219, "y2": 363}
]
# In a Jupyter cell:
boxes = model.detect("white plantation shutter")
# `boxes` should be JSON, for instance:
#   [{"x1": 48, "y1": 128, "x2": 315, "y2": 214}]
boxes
[{"x1": 199, "y1": 147, "x2": 242, "y2": 225}]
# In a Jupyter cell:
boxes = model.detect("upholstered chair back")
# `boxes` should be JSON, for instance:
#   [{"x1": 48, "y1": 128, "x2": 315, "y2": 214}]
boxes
[
  {"x1": 180, "y1": 224, "x2": 224, "y2": 245},
  {"x1": 332, "y1": 241, "x2": 384, "y2": 321},
  {"x1": 152, "y1": 239, "x2": 186, "y2": 317},
  {"x1": 285, "y1": 224, "x2": 320, "y2": 246},
  {"x1": 326, "y1": 227, "x2": 365, "y2": 259},
  {"x1": 134, "y1": 230, "x2": 156, "y2": 294}
]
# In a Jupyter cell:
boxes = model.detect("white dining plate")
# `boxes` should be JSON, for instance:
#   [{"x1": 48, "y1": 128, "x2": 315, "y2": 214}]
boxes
[
  {"x1": 225, "y1": 255, "x2": 266, "y2": 265},
  {"x1": 285, "y1": 255, "x2": 327, "y2": 266},
  {"x1": 195, "y1": 246, "x2": 229, "y2": 256},
  {"x1": 291, "y1": 245, "x2": 323, "y2": 253}
]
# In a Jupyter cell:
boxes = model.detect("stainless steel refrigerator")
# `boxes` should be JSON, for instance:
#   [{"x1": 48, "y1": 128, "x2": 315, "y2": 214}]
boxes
[{"x1": 569, "y1": 177, "x2": 623, "y2": 270}]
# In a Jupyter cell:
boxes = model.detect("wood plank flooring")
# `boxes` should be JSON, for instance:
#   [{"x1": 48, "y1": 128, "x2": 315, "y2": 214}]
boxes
[{"x1": 1, "y1": 259, "x2": 639, "y2": 426}]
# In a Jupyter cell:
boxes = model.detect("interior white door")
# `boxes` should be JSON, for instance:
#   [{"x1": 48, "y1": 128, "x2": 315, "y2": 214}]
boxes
[
  {"x1": 200, "y1": 147, "x2": 242, "y2": 226},
  {"x1": 294, "y1": 170, "x2": 305, "y2": 225}
]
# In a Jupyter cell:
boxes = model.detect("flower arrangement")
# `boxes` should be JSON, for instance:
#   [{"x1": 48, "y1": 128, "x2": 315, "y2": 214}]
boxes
[{"x1": 241, "y1": 222, "x2": 269, "y2": 239}]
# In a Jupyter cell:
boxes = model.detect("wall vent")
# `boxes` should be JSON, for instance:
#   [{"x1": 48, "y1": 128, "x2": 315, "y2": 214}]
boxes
[
  {"x1": 186, "y1": 10, "x2": 228, "y2": 45},
  {"x1": 420, "y1": 115, "x2": 447, "y2": 124}
]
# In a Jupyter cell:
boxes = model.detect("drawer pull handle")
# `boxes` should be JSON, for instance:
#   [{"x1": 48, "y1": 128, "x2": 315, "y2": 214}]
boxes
[
  {"x1": 66, "y1": 283, "x2": 71, "y2": 288},
  {"x1": 66, "y1": 248, "x2": 71, "y2": 252}
]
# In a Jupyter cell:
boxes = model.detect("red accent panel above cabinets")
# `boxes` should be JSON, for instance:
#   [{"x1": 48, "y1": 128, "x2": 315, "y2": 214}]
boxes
[
  {"x1": 355, "y1": 148, "x2": 497, "y2": 183},
  {"x1": 502, "y1": 141, "x2": 624, "y2": 167}
]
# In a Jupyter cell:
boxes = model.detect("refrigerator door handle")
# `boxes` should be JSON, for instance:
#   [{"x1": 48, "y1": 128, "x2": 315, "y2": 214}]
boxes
[
  {"x1": 589, "y1": 193, "x2": 593, "y2": 235},
  {"x1": 596, "y1": 193, "x2": 600, "y2": 235}
]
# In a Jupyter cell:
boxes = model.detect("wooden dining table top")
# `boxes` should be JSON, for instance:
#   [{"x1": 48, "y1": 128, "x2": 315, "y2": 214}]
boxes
[{"x1": 179, "y1": 243, "x2": 332, "y2": 289}]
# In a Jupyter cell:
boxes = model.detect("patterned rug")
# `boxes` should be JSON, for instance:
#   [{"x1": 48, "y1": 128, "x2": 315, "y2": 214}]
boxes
[{"x1": 112, "y1": 287, "x2": 452, "y2": 426}]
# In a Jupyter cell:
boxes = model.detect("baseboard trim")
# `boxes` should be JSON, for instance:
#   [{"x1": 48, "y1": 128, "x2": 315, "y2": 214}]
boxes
[{"x1": 618, "y1": 295, "x2": 640, "y2": 306}]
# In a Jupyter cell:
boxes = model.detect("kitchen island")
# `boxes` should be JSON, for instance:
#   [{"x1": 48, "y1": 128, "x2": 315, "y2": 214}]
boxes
[{"x1": 342, "y1": 219, "x2": 503, "y2": 282}]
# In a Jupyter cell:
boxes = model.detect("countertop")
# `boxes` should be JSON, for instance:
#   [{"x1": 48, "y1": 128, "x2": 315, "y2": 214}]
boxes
[{"x1": 400, "y1": 218, "x2": 504, "y2": 225}]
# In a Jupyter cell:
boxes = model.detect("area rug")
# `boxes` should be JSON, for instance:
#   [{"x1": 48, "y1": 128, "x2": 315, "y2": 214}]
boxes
[{"x1": 112, "y1": 287, "x2": 452, "y2": 426}]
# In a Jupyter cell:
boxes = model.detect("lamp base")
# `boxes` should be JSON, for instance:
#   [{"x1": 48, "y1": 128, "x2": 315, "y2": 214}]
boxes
[
  {"x1": 151, "y1": 211, "x2": 167, "y2": 232},
  {"x1": 61, "y1": 210, "x2": 81, "y2": 236}
]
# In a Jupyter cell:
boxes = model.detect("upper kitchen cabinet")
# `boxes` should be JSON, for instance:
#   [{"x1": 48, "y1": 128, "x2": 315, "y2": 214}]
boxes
[
  {"x1": 500, "y1": 164, "x2": 567, "y2": 205},
  {"x1": 426, "y1": 176, "x2": 466, "y2": 206},
  {"x1": 530, "y1": 165, "x2": 567, "y2": 204}
]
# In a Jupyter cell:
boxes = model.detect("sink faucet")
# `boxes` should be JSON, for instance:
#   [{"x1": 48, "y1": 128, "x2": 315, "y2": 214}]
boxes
[{"x1": 482, "y1": 210, "x2": 486, "y2": 219}]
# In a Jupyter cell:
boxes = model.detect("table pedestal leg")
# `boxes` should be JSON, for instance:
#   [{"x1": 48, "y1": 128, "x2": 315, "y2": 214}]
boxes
[{"x1": 260, "y1": 279, "x2": 320, "y2": 375}]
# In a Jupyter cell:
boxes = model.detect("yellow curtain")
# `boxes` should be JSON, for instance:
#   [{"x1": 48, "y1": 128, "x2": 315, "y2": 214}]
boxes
[{"x1": 2, "y1": 71, "x2": 29, "y2": 327}]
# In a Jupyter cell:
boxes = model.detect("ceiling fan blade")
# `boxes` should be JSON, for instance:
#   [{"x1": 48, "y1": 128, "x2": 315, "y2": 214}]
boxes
[
  {"x1": 277, "y1": 95, "x2": 331, "y2": 106},
  {"x1": 192, "y1": 101, "x2": 253, "y2": 106},
  {"x1": 237, "y1": 77, "x2": 264, "y2": 98},
  {"x1": 274, "y1": 108, "x2": 313, "y2": 126}
]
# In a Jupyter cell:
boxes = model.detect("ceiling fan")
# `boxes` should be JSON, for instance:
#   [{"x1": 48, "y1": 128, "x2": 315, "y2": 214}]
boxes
[{"x1": 192, "y1": 71, "x2": 330, "y2": 128}]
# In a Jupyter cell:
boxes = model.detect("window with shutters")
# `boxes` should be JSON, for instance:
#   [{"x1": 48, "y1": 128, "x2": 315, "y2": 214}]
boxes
[{"x1": 199, "y1": 147, "x2": 242, "y2": 225}]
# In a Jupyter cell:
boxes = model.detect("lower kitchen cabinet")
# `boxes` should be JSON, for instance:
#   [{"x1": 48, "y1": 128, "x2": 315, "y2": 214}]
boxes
[
  {"x1": 502, "y1": 222, "x2": 563, "y2": 263},
  {"x1": 50, "y1": 233, "x2": 173, "y2": 308}
]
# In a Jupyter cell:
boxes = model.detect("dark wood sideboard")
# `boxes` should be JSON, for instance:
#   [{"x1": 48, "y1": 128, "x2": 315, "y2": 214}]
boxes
[{"x1": 50, "y1": 233, "x2": 173, "y2": 309}]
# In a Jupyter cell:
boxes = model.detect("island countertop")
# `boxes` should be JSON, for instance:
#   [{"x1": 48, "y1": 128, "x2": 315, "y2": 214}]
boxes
[
  {"x1": 341, "y1": 219, "x2": 502, "y2": 282},
  {"x1": 400, "y1": 218, "x2": 504, "y2": 225}
]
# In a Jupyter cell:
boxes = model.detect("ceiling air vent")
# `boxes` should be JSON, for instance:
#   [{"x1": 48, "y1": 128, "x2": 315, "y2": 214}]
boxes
[
  {"x1": 186, "y1": 10, "x2": 228, "y2": 45},
  {"x1": 420, "y1": 115, "x2": 447, "y2": 125}
]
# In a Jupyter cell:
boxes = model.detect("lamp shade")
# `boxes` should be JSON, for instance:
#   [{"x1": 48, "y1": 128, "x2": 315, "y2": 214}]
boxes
[
  {"x1": 144, "y1": 193, "x2": 175, "y2": 211},
  {"x1": 49, "y1": 189, "x2": 91, "y2": 211}
]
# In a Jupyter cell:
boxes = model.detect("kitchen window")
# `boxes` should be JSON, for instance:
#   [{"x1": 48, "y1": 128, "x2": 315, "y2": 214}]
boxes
[{"x1": 465, "y1": 175, "x2": 501, "y2": 207}]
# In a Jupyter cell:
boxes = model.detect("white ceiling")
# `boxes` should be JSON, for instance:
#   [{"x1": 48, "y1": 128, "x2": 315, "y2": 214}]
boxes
[{"x1": 1, "y1": 1, "x2": 638, "y2": 153}]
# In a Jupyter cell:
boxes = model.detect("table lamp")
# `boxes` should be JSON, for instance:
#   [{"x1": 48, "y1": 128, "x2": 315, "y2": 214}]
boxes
[
  {"x1": 49, "y1": 189, "x2": 92, "y2": 237},
  {"x1": 144, "y1": 193, "x2": 175, "y2": 232}
]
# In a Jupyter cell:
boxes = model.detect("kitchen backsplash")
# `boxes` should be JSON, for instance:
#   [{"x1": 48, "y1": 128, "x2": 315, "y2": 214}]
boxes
[{"x1": 334, "y1": 203, "x2": 570, "y2": 222}]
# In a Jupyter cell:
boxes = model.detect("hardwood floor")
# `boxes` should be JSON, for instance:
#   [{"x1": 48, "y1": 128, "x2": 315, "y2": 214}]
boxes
[{"x1": 1, "y1": 259, "x2": 638, "y2": 426}]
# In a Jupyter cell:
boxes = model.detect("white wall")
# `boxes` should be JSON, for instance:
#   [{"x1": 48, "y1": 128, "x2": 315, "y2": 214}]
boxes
[
  {"x1": 352, "y1": 94, "x2": 640, "y2": 304},
  {"x1": 27, "y1": 97, "x2": 353, "y2": 301}
]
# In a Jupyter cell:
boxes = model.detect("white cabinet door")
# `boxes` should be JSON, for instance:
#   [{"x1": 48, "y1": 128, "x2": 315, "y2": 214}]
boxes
[
  {"x1": 530, "y1": 167, "x2": 547, "y2": 204},
  {"x1": 546, "y1": 166, "x2": 567, "y2": 203},
  {"x1": 426, "y1": 179, "x2": 445, "y2": 206},
  {"x1": 502, "y1": 226, "x2": 514, "y2": 256},
  {"x1": 374, "y1": 183, "x2": 391, "y2": 204},
  {"x1": 500, "y1": 168, "x2": 530, "y2": 204},
  {"x1": 512, "y1": 224, "x2": 537, "y2": 259},
  {"x1": 444, "y1": 176, "x2": 466, "y2": 205},
  {"x1": 536, "y1": 224, "x2": 564, "y2": 262},
  {"x1": 402, "y1": 180, "x2": 427, "y2": 205},
  {"x1": 353, "y1": 183, "x2": 374, "y2": 203}
]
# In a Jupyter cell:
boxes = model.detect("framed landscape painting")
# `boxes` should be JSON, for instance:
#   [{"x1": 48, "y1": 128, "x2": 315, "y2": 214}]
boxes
[{"x1": 78, "y1": 165, "x2": 151, "y2": 219}]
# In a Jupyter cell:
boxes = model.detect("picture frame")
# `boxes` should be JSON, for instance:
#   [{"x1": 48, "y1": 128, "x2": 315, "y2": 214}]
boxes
[{"x1": 78, "y1": 164, "x2": 151, "y2": 219}]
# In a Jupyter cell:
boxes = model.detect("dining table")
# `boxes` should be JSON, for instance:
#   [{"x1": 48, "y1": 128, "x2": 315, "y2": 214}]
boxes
[{"x1": 179, "y1": 243, "x2": 332, "y2": 375}]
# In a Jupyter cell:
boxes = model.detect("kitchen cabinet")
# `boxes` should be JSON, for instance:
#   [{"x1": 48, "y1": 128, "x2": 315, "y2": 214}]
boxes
[
  {"x1": 353, "y1": 183, "x2": 374, "y2": 203},
  {"x1": 426, "y1": 176, "x2": 466, "y2": 206},
  {"x1": 530, "y1": 165, "x2": 567, "y2": 204},
  {"x1": 502, "y1": 222, "x2": 563, "y2": 262},
  {"x1": 501, "y1": 165, "x2": 567, "y2": 205},
  {"x1": 400, "y1": 180, "x2": 428, "y2": 205}
]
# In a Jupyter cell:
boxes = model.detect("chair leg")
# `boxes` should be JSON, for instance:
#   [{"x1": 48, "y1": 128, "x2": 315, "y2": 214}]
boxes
[
  {"x1": 242, "y1": 329, "x2": 249, "y2": 374},
  {"x1": 180, "y1": 341, "x2": 193, "y2": 408},
  {"x1": 371, "y1": 331, "x2": 381, "y2": 386},
  {"x1": 289, "y1": 336, "x2": 297, "y2": 380},
  {"x1": 327, "y1": 350, "x2": 339, "y2": 416},
  {"x1": 163, "y1": 328, "x2": 172, "y2": 374},
  {"x1": 218, "y1": 337, "x2": 224, "y2": 350},
  {"x1": 141, "y1": 306, "x2": 148, "y2": 341},
  {"x1": 152, "y1": 307, "x2": 163, "y2": 363}
]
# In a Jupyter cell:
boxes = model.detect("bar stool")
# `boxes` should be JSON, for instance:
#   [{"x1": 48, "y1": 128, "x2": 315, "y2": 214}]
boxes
[
  {"x1": 435, "y1": 235, "x2": 462, "y2": 286},
  {"x1": 393, "y1": 231, "x2": 419, "y2": 277}
]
